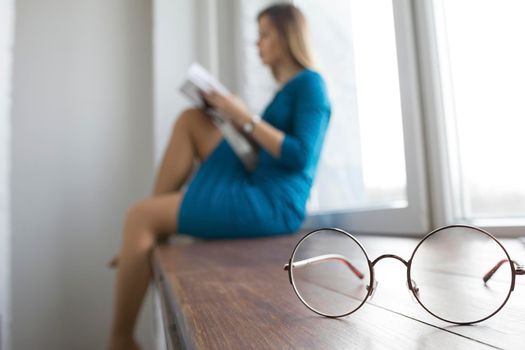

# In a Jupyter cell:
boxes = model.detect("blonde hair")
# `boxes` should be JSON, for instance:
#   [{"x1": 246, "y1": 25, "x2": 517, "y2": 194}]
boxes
[{"x1": 257, "y1": 3, "x2": 315, "y2": 78}]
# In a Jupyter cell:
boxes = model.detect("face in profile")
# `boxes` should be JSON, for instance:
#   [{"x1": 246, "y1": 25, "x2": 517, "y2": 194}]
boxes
[{"x1": 257, "y1": 15, "x2": 285, "y2": 66}]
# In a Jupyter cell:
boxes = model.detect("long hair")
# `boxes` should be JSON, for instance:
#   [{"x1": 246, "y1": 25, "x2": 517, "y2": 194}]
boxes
[{"x1": 257, "y1": 3, "x2": 315, "y2": 78}]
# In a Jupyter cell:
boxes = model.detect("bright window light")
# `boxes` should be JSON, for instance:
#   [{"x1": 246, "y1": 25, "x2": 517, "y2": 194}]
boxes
[{"x1": 434, "y1": 0, "x2": 525, "y2": 219}]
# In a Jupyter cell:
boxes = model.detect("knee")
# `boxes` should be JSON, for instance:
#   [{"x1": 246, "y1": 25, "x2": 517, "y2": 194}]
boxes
[
  {"x1": 122, "y1": 201, "x2": 156, "y2": 249},
  {"x1": 173, "y1": 108, "x2": 211, "y2": 131},
  {"x1": 125, "y1": 200, "x2": 152, "y2": 232},
  {"x1": 175, "y1": 108, "x2": 206, "y2": 130}
]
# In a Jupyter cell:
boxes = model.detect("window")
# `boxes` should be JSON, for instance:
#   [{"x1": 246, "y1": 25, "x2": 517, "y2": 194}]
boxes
[
  {"x1": 157, "y1": 0, "x2": 525, "y2": 236},
  {"x1": 238, "y1": 0, "x2": 429, "y2": 234},
  {"x1": 432, "y1": 0, "x2": 525, "y2": 224},
  {"x1": 295, "y1": 0, "x2": 407, "y2": 213}
]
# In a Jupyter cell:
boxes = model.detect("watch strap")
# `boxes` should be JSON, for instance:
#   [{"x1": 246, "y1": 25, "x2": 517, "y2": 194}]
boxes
[{"x1": 243, "y1": 114, "x2": 261, "y2": 134}]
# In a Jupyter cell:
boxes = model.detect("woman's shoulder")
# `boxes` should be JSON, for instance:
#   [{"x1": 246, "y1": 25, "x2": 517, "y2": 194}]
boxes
[
  {"x1": 287, "y1": 69, "x2": 326, "y2": 91},
  {"x1": 288, "y1": 69, "x2": 330, "y2": 106},
  {"x1": 292, "y1": 68, "x2": 324, "y2": 84}
]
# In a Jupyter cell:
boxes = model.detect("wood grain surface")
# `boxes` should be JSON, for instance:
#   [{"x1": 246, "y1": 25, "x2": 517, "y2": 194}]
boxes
[{"x1": 153, "y1": 233, "x2": 525, "y2": 350}]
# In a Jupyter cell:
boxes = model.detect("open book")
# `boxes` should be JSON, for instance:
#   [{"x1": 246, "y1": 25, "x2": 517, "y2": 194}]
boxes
[{"x1": 180, "y1": 63, "x2": 258, "y2": 171}]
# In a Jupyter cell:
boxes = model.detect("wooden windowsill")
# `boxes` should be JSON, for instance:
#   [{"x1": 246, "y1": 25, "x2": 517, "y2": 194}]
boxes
[{"x1": 153, "y1": 233, "x2": 525, "y2": 349}]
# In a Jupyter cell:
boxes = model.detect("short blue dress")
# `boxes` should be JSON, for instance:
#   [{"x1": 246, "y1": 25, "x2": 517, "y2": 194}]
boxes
[{"x1": 178, "y1": 69, "x2": 331, "y2": 239}]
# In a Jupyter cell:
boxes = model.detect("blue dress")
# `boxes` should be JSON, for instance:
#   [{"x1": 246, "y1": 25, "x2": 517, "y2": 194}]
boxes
[{"x1": 178, "y1": 69, "x2": 331, "y2": 239}]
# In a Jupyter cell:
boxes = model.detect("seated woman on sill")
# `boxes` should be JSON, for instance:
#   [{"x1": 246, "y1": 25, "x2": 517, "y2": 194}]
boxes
[{"x1": 108, "y1": 3, "x2": 331, "y2": 350}]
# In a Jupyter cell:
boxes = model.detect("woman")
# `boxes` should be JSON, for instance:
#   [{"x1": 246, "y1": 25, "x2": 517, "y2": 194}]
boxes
[{"x1": 108, "y1": 3, "x2": 331, "y2": 349}]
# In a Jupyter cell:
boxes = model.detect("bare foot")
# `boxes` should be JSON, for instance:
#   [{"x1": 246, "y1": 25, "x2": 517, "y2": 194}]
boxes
[
  {"x1": 107, "y1": 255, "x2": 119, "y2": 269},
  {"x1": 107, "y1": 335, "x2": 140, "y2": 350}
]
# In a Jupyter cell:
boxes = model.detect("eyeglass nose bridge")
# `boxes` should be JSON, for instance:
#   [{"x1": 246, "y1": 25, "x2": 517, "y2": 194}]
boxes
[
  {"x1": 368, "y1": 254, "x2": 419, "y2": 298},
  {"x1": 371, "y1": 254, "x2": 409, "y2": 267}
]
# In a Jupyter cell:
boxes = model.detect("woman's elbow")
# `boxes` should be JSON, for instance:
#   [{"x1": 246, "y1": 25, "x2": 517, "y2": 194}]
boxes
[{"x1": 282, "y1": 152, "x2": 309, "y2": 171}]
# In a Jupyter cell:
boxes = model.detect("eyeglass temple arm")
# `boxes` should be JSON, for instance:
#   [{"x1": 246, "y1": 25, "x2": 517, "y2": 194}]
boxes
[
  {"x1": 283, "y1": 254, "x2": 365, "y2": 280},
  {"x1": 483, "y1": 259, "x2": 525, "y2": 283}
]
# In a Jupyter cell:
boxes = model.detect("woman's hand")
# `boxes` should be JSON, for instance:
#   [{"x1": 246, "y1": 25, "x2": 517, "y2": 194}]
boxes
[
  {"x1": 205, "y1": 90, "x2": 286, "y2": 159},
  {"x1": 203, "y1": 91, "x2": 251, "y2": 125}
]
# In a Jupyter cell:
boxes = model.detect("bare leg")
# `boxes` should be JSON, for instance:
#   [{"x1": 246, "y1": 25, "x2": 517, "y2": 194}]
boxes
[
  {"x1": 108, "y1": 108, "x2": 222, "y2": 349},
  {"x1": 108, "y1": 193, "x2": 183, "y2": 350},
  {"x1": 153, "y1": 108, "x2": 223, "y2": 195},
  {"x1": 107, "y1": 108, "x2": 222, "y2": 267}
]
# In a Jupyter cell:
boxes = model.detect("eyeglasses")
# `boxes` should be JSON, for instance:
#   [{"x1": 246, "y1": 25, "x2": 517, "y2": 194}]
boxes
[{"x1": 284, "y1": 224, "x2": 525, "y2": 325}]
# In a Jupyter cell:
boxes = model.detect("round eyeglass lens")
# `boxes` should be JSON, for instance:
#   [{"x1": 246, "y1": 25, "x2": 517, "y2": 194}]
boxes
[
  {"x1": 410, "y1": 226, "x2": 513, "y2": 324},
  {"x1": 290, "y1": 229, "x2": 371, "y2": 317}
]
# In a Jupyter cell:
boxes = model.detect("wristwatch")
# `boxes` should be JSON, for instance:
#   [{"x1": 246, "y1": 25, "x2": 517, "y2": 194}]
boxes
[{"x1": 242, "y1": 114, "x2": 262, "y2": 134}]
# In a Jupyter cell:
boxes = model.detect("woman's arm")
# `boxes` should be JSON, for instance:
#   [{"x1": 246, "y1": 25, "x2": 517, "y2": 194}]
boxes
[
  {"x1": 204, "y1": 74, "x2": 329, "y2": 170},
  {"x1": 203, "y1": 92, "x2": 285, "y2": 158},
  {"x1": 273, "y1": 74, "x2": 330, "y2": 171}
]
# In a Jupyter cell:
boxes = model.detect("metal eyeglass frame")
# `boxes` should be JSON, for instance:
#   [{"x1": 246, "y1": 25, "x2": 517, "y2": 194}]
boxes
[{"x1": 283, "y1": 224, "x2": 525, "y2": 325}]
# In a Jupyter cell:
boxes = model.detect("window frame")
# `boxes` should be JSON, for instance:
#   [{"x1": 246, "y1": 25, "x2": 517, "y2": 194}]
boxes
[
  {"x1": 413, "y1": 0, "x2": 525, "y2": 237},
  {"x1": 155, "y1": 0, "x2": 525, "y2": 237},
  {"x1": 303, "y1": 0, "x2": 430, "y2": 236}
]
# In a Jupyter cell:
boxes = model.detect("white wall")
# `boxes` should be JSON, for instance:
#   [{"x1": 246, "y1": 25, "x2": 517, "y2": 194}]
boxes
[
  {"x1": 216, "y1": 0, "x2": 240, "y2": 91},
  {"x1": 153, "y1": 0, "x2": 195, "y2": 164},
  {"x1": 11, "y1": 1, "x2": 155, "y2": 349},
  {"x1": 0, "y1": 1, "x2": 14, "y2": 349},
  {"x1": 153, "y1": 0, "x2": 239, "y2": 165}
]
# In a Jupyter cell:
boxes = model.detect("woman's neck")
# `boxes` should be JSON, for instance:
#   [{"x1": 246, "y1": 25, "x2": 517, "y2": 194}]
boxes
[{"x1": 274, "y1": 61, "x2": 304, "y2": 85}]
